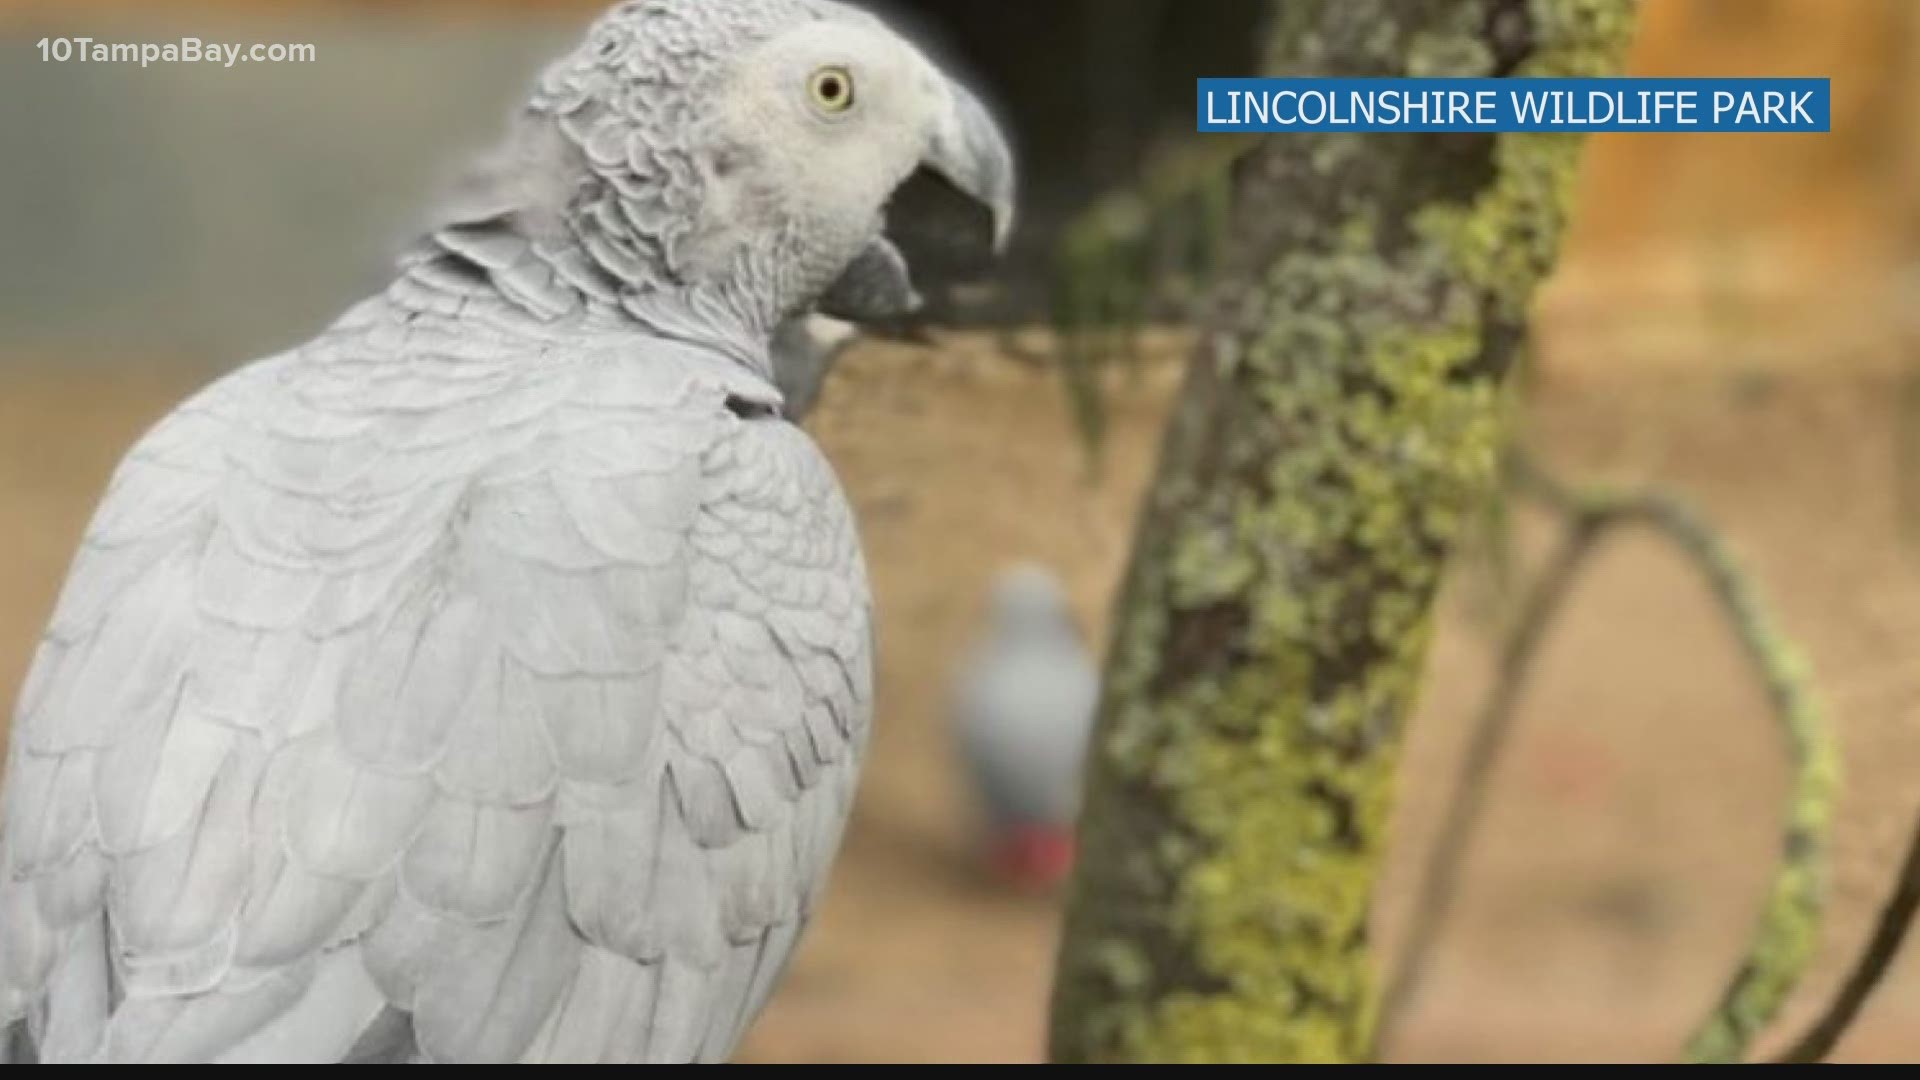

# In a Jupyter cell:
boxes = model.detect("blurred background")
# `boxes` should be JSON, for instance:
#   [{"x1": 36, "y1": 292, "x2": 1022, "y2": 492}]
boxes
[{"x1": 3, "y1": 0, "x2": 1920, "y2": 1063}]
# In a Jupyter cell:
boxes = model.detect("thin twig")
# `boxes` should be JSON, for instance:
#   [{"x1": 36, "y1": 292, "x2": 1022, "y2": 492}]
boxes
[
  {"x1": 1377, "y1": 515, "x2": 1603, "y2": 1046},
  {"x1": 1522, "y1": 458, "x2": 1838, "y2": 1063},
  {"x1": 1379, "y1": 453, "x2": 1837, "y2": 1063},
  {"x1": 1774, "y1": 803, "x2": 1920, "y2": 1062}
]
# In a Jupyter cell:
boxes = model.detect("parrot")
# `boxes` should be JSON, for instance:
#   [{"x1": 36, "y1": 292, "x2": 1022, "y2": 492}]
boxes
[
  {"x1": 0, "y1": 0, "x2": 1013, "y2": 1064},
  {"x1": 949, "y1": 564, "x2": 1098, "y2": 890}
]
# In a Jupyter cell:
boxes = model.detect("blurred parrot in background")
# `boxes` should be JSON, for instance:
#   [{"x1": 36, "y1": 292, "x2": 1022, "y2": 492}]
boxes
[
  {"x1": 0, "y1": 0, "x2": 1012, "y2": 1063},
  {"x1": 950, "y1": 564, "x2": 1098, "y2": 890}
]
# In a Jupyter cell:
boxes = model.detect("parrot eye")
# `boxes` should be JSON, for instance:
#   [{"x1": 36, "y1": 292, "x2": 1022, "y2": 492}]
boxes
[{"x1": 807, "y1": 66, "x2": 855, "y2": 114}]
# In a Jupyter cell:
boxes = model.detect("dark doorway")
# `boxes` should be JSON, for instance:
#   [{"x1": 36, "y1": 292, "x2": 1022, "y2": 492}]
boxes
[{"x1": 866, "y1": 1, "x2": 1261, "y2": 323}]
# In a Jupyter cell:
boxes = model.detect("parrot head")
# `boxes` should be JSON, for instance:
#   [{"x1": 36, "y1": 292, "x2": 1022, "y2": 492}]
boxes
[
  {"x1": 989, "y1": 562, "x2": 1081, "y2": 642},
  {"x1": 434, "y1": 0, "x2": 1015, "y2": 383}
]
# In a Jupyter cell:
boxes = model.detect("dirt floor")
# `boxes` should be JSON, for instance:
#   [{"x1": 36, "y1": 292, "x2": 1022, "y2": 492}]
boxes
[{"x1": 5, "y1": 329, "x2": 1920, "y2": 1062}]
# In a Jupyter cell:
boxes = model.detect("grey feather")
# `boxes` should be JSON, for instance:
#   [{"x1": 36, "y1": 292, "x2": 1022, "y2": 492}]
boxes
[
  {"x1": 522, "y1": 946, "x2": 660, "y2": 1063},
  {"x1": 283, "y1": 737, "x2": 436, "y2": 880},
  {"x1": 433, "y1": 657, "x2": 560, "y2": 805},
  {"x1": 94, "y1": 702, "x2": 235, "y2": 856},
  {"x1": 31, "y1": 848, "x2": 106, "y2": 932},
  {"x1": 336, "y1": 590, "x2": 489, "y2": 772},
  {"x1": 234, "y1": 855, "x2": 366, "y2": 970},
  {"x1": 109, "y1": 741, "x2": 257, "y2": 963},
  {"x1": 408, "y1": 845, "x2": 579, "y2": 1064},
  {"x1": 106, "y1": 959, "x2": 314, "y2": 1063},
  {"x1": 401, "y1": 798, "x2": 554, "y2": 921},
  {"x1": 215, "y1": 950, "x2": 388, "y2": 1063},
  {"x1": 339, "y1": 1005, "x2": 417, "y2": 1064},
  {"x1": 35, "y1": 917, "x2": 111, "y2": 1063},
  {"x1": 531, "y1": 668, "x2": 665, "y2": 786},
  {"x1": 5, "y1": 751, "x2": 95, "y2": 875}
]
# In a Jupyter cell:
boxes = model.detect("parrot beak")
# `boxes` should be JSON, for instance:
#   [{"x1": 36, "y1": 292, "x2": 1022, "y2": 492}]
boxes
[
  {"x1": 924, "y1": 77, "x2": 1017, "y2": 256},
  {"x1": 816, "y1": 236, "x2": 923, "y2": 323},
  {"x1": 813, "y1": 75, "x2": 1014, "y2": 332}
]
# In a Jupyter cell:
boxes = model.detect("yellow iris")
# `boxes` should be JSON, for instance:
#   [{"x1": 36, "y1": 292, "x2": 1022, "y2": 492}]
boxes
[{"x1": 809, "y1": 66, "x2": 854, "y2": 113}]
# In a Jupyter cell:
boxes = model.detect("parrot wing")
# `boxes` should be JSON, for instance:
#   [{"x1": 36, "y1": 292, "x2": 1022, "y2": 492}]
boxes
[{"x1": 0, "y1": 322, "x2": 872, "y2": 1063}]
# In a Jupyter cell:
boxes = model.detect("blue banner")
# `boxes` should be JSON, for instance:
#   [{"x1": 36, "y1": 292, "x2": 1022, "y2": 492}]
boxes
[{"x1": 1195, "y1": 78, "x2": 1830, "y2": 133}]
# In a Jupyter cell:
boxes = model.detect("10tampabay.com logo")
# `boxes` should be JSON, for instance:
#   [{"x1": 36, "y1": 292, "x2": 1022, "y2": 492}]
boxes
[{"x1": 1196, "y1": 78, "x2": 1830, "y2": 133}]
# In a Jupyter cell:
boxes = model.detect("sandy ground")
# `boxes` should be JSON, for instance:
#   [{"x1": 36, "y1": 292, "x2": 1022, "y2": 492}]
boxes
[{"x1": 5, "y1": 332, "x2": 1920, "y2": 1062}]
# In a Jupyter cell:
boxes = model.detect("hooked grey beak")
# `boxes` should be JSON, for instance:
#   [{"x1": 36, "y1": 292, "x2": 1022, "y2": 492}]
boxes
[
  {"x1": 925, "y1": 77, "x2": 1016, "y2": 255},
  {"x1": 814, "y1": 75, "x2": 1015, "y2": 327}
]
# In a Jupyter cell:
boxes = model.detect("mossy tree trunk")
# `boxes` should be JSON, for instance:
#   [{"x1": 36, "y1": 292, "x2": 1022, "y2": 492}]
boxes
[{"x1": 1048, "y1": 0, "x2": 1638, "y2": 1063}]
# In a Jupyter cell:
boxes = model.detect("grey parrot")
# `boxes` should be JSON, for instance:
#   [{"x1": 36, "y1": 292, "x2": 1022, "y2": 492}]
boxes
[
  {"x1": 950, "y1": 564, "x2": 1097, "y2": 889},
  {"x1": 0, "y1": 0, "x2": 1012, "y2": 1064}
]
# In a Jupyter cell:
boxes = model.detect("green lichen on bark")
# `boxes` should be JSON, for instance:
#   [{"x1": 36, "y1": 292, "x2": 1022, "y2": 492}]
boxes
[{"x1": 1048, "y1": 0, "x2": 1638, "y2": 1063}]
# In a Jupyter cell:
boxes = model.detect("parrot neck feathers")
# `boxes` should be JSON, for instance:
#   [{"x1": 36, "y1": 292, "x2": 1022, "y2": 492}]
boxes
[{"x1": 393, "y1": 198, "x2": 785, "y2": 380}]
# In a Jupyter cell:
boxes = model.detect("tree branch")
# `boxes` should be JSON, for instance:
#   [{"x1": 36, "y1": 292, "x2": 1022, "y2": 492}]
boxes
[
  {"x1": 1528, "y1": 459, "x2": 1837, "y2": 1062},
  {"x1": 1773, "y1": 801, "x2": 1920, "y2": 1062},
  {"x1": 1380, "y1": 453, "x2": 1837, "y2": 1062},
  {"x1": 1046, "y1": 1, "x2": 1638, "y2": 1059},
  {"x1": 1377, "y1": 508, "x2": 1604, "y2": 1046}
]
